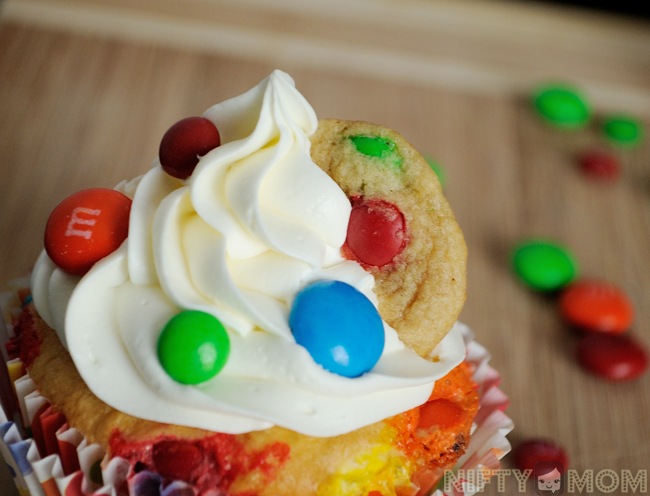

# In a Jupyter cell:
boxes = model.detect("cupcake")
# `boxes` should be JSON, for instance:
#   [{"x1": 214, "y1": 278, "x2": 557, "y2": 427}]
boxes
[{"x1": 0, "y1": 70, "x2": 512, "y2": 496}]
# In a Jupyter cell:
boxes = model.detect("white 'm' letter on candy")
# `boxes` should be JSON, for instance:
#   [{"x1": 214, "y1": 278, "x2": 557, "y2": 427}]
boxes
[{"x1": 65, "y1": 207, "x2": 101, "y2": 239}]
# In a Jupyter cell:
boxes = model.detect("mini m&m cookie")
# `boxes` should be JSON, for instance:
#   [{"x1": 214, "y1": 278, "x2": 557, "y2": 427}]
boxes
[{"x1": 310, "y1": 119, "x2": 467, "y2": 357}]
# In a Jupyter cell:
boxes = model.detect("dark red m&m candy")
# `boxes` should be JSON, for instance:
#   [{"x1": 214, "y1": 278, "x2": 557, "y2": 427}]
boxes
[
  {"x1": 152, "y1": 440, "x2": 203, "y2": 482},
  {"x1": 345, "y1": 198, "x2": 406, "y2": 267},
  {"x1": 44, "y1": 188, "x2": 132, "y2": 275},
  {"x1": 576, "y1": 333, "x2": 648, "y2": 381},
  {"x1": 578, "y1": 151, "x2": 621, "y2": 181},
  {"x1": 159, "y1": 116, "x2": 221, "y2": 179},
  {"x1": 512, "y1": 439, "x2": 569, "y2": 473}
]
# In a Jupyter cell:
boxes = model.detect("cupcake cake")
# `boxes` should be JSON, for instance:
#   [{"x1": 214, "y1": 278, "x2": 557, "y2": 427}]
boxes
[{"x1": 0, "y1": 70, "x2": 512, "y2": 496}]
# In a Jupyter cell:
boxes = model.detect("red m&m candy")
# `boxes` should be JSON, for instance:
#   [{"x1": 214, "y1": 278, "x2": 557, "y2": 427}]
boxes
[
  {"x1": 159, "y1": 116, "x2": 221, "y2": 179},
  {"x1": 559, "y1": 280, "x2": 634, "y2": 334},
  {"x1": 44, "y1": 188, "x2": 132, "y2": 275},
  {"x1": 576, "y1": 333, "x2": 648, "y2": 381},
  {"x1": 578, "y1": 151, "x2": 621, "y2": 181},
  {"x1": 344, "y1": 198, "x2": 406, "y2": 267},
  {"x1": 152, "y1": 439, "x2": 203, "y2": 482},
  {"x1": 512, "y1": 439, "x2": 568, "y2": 472}
]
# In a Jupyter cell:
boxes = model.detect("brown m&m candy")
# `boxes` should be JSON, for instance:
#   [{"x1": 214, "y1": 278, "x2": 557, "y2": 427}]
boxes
[
  {"x1": 159, "y1": 116, "x2": 221, "y2": 179},
  {"x1": 576, "y1": 333, "x2": 648, "y2": 381}
]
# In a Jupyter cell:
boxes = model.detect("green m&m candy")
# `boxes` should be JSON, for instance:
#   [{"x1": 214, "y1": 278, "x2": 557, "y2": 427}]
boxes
[
  {"x1": 512, "y1": 239, "x2": 578, "y2": 292},
  {"x1": 602, "y1": 115, "x2": 644, "y2": 148},
  {"x1": 350, "y1": 135, "x2": 394, "y2": 157},
  {"x1": 532, "y1": 84, "x2": 592, "y2": 130},
  {"x1": 350, "y1": 135, "x2": 403, "y2": 170},
  {"x1": 158, "y1": 310, "x2": 230, "y2": 384},
  {"x1": 424, "y1": 156, "x2": 447, "y2": 189},
  {"x1": 89, "y1": 459, "x2": 104, "y2": 486}
]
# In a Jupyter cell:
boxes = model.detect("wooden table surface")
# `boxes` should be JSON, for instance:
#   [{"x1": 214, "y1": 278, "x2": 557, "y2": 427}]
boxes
[{"x1": 1, "y1": 1, "x2": 650, "y2": 494}]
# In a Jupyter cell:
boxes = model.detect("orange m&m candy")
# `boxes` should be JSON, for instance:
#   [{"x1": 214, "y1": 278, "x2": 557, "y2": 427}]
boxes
[
  {"x1": 559, "y1": 280, "x2": 634, "y2": 334},
  {"x1": 418, "y1": 398, "x2": 466, "y2": 430},
  {"x1": 44, "y1": 188, "x2": 132, "y2": 275}
]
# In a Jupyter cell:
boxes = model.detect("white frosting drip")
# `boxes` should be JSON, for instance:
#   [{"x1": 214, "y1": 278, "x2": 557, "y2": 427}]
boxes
[{"x1": 31, "y1": 71, "x2": 466, "y2": 437}]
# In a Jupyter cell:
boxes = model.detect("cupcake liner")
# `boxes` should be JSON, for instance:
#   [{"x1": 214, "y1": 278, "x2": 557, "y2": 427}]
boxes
[
  {"x1": 1, "y1": 383, "x2": 115, "y2": 496},
  {"x1": 430, "y1": 323, "x2": 514, "y2": 496},
  {"x1": 28, "y1": 452, "x2": 63, "y2": 496},
  {"x1": 1, "y1": 285, "x2": 513, "y2": 496},
  {"x1": 0, "y1": 277, "x2": 30, "y2": 360},
  {"x1": 1, "y1": 421, "x2": 44, "y2": 496}
]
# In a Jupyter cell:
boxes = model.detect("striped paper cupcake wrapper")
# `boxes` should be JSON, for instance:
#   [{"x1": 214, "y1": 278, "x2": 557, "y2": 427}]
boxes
[{"x1": 431, "y1": 323, "x2": 514, "y2": 496}]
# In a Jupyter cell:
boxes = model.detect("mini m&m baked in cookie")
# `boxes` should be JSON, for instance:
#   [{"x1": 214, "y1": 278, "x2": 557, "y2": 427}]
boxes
[
  {"x1": 3, "y1": 71, "x2": 503, "y2": 496},
  {"x1": 311, "y1": 119, "x2": 467, "y2": 357}
]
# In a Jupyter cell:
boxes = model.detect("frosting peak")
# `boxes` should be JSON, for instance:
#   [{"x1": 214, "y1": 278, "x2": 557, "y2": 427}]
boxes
[{"x1": 31, "y1": 71, "x2": 465, "y2": 437}]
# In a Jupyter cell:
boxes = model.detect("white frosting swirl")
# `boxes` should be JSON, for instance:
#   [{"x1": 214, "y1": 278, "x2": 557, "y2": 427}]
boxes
[{"x1": 31, "y1": 71, "x2": 465, "y2": 437}]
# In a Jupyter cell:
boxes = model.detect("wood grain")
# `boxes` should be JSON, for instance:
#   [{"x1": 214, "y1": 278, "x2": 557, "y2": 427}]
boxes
[
  {"x1": 3, "y1": 0, "x2": 650, "y2": 113},
  {"x1": 1, "y1": 1, "x2": 649, "y2": 494}
]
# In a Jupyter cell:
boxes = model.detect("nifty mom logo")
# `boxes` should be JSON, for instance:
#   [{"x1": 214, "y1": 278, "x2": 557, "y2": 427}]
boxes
[
  {"x1": 443, "y1": 463, "x2": 647, "y2": 494},
  {"x1": 534, "y1": 461, "x2": 564, "y2": 496}
]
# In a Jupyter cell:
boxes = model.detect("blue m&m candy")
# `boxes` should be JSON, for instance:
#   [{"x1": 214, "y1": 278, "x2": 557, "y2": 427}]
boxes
[
  {"x1": 157, "y1": 310, "x2": 230, "y2": 385},
  {"x1": 289, "y1": 280, "x2": 385, "y2": 378}
]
